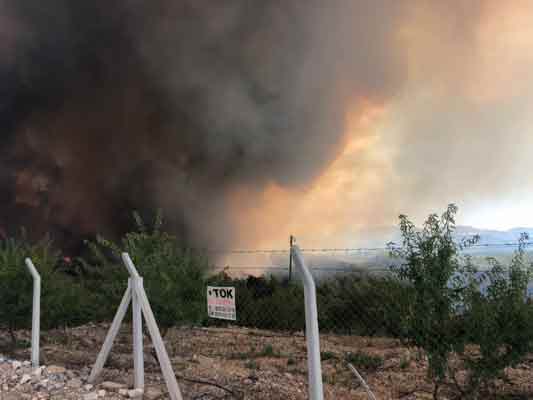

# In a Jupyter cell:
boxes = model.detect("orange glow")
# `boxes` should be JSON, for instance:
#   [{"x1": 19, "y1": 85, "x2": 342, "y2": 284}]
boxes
[
  {"x1": 224, "y1": 1, "x2": 533, "y2": 250},
  {"x1": 468, "y1": 0, "x2": 533, "y2": 104},
  {"x1": 228, "y1": 101, "x2": 391, "y2": 249}
]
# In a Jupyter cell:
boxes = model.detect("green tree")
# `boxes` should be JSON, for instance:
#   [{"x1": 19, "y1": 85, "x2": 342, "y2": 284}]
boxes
[
  {"x1": 459, "y1": 233, "x2": 533, "y2": 398},
  {"x1": 91, "y1": 210, "x2": 209, "y2": 329},
  {"x1": 389, "y1": 204, "x2": 469, "y2": 398},
  {"x1": 0, "y1": 232, "x2": 62, "y2": 346}
]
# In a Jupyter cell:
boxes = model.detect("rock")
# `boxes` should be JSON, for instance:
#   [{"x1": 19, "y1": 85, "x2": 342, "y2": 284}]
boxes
[
  {"x1": 383, "y1": 357, "x2": 400, "y2": 369},
  {"x1": 83, "y1": 392, "x2": 98, "y2": 400},
  {"x1": 3, "y1": 393, "x2": 23, "y2": 400},
  {"x1": 46, "y1": 366, "x2": 66, "y2": 375},
  {"x1": 128, "y1": 389, "x2": 144, "y2": 399},
  {"x1": 144, "y1": 386, "x2": 164, "y2": 400},
  {"x1": 118, "y1": 388, "x2": 129, "y2": 396},
  {"x1": 97, "y1": 390, "x2": 106, "y2": 397},
  {"x1": 100, "y1": 381, "x2": 127, "y2": 392},
  {"x1": 20, "y1": 374, "x2": 31, "y2": 384},
  {"x1": 67, "y1": 378, "x2": 82, "y2": 389},
  {"x1": 125, "y1": 375, "x2": 134, "y2": 389},
  {"x1": 12, "y1": 361, "x2": 22, "y2": 370},
  {"x1": 194, "y1": 355, "x2": 215, "y2": 368},
  {"x1": 84, "y1": 384, "x2": 94, "y2": 391},
  {"x1": 80, "y1": 338, "x2": 94, "y2": 348}
]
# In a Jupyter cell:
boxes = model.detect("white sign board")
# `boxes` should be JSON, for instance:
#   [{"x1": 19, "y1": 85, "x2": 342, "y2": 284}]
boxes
[{"x1": 207, "y1": 286, "x2": 236, "y2": 321}]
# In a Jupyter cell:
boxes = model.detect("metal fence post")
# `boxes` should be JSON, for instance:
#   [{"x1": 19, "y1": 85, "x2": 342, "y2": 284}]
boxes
[
  {"x1": 24, "y1": 258, "x2": 41, "y2": 369},
  {"x1": 291, "y1": 245, "x2": 324, "y2": 400}
]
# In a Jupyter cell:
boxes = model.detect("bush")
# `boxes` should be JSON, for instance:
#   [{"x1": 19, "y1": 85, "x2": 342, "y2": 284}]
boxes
[
  {"x1": 345, "y1": 351, "x2": 383, "y2": 371},
  {"x1": 317, "y1": 275, "x2": 410, "y2": 336},
  {"x1": 391, "y1": 205, "x2": 533, "y2": 399},
  {"x1": 90, "y1": 211, "x2": 209, "y2": 329},
  {"x1": 206, "y1": 273, "x2": 305, "y2": 331},
  {"x1": 0, "y1": 232, "x2": 93, "y2": 344},
  {"x1": 459, "y1": 234, "x2": 533, "y2": 397},
  {"x1": 389, "y1": 204, "x2": 475, "y2": 397},
  {"x1": 0, "y1": 233, "x2": 39, "y2": 341}
]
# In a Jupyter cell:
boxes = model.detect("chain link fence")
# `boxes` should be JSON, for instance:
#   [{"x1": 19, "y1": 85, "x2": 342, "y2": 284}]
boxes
[
  {"x1": 4, "y1": 239, "x2": 533, "y2": 399},
  {"x1": 190, "y1": 243, "x2": 533, "y2": 399}
]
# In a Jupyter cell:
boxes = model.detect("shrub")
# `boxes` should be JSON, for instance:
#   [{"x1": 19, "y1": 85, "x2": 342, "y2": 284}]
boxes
[
  {"x1": 90, "y1": 210, "x2": 209, "y2": 329},
  {"x1": 459, "y1": 234, "x2": 533, "y2": 397},
  {"x1": 390, "y1": 205, "x2": 533, "y2": 399},
  {"x1": 0, "y1": 231, "x2": 93, "y2": 343},
  {"x1": 317, "y1": 274, "x2": 410, "y2": 336},
  {"x1": 0, "y1": 233, "x2": 38, "y2": 342},
  {"x1": 345, "y1": 351, "x2": 383, "y2": 371},
  {"x1": 320, "y1": 351, "x2": 337, "y2": 361},
  {"x1": 258, "y1": 344, "x2": 278, "y2": 357},
  {"x1": 389, "y1": 204, "x2": 473, "y2": 397},
  {"x1": 206, "y1": 273, "x2": 305, "y2": 331}
]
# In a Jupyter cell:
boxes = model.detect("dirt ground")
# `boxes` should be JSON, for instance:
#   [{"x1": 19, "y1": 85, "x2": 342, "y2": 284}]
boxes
[{"x1": 2, "y1": 324, "x2": 533, "y2": 399}]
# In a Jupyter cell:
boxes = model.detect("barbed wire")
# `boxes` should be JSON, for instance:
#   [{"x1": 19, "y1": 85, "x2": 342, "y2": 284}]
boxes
[
  {"x1": 198, "y1": 241, "x2": 533, "y2": 255},
  {"x1": 204, "y1": 241, "x2": 533, "y2": 273},
  {"x1": 210, "y1": 265, "x2": 394, "y2": 275}
]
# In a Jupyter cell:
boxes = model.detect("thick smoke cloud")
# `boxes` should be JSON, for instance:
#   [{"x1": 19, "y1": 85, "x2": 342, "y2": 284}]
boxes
[
  {"x1": 382, "y1": 0, "x2": 533, "y2": 229},
  {"x1": 271, "y1": 0, "x2": 533, "y2": 248},
  {"x1": 4, "y1": 1, "x2": 529, "y2": 252},
  {"x1": 0, "y1": 1, "x2": 404, "y2": 251}
]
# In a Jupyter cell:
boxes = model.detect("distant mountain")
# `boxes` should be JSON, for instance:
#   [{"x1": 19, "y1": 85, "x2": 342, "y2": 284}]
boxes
[
  {"x1": 302, "y1": 226, "x2": 533, "y2": 279},
  {"x1": 223, "y1": 226, "x2": 533, "y2": 279},
  {"x1": 455, "y1": 226, "x2": 533, "y2": 244},
  {"x1": 350, "y1": 225, "x2": 533, "y2": 255}
]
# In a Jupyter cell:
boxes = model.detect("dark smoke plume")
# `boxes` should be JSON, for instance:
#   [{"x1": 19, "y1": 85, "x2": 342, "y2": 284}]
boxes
[{"x1": 0, "y1": 1, "x2": 403, "y2": 251}]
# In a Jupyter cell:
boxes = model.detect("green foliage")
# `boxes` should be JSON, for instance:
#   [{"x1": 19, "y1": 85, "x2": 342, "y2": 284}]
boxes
[
  {"x1": 258, "y1": 344, "x2": 279, "y2": 357},
  {"x1": 317, "y1": 275, "x2": 410, "y2": 336},
  {"x1": 0, "y1": 233, "x2": 36, "y2": 334},
  {"x1": 91, "y1": 210, "x2": 209, "y2": 328},
  {"x1": 345, "y1": 351, "x2": 383, "y2": 371},
  {"x1": 245, "y1": 359, "x2": 259, "y2": 370},
  {"x1": 0, "y1": 232, "x2": 93, "y2": 341},
  {"x1": 390, "y1": 205, "x2": 533, "y2": 398},
  {"x1": 390, "y1": 204, "x2": 467, "y2": 384},
  {"x1": 321, "y1": 351, "x2": 337, "y2": 361},
  {"x1": 460, "y1": 233, "x2": 533, "y2": 396},
  {"x1": 206, "y1": 274, "x2": 306, "y2": 331},
  {"x1": 4, "y1": 205, "x2": 533, "y2": 400},
  {"x1": 206, "y1": 271, "x2": 408, "y2": 335}
]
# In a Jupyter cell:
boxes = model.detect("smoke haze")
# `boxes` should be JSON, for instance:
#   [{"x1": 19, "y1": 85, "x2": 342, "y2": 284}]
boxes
[{"x1": 1, "y1": 1, "x2": 532, "y2": 251}]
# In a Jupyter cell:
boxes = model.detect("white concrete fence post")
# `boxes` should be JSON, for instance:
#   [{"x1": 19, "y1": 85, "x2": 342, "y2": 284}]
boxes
[
  {"x1": 122, "y1": 253, "x2": 145, "y2": 391},
  {"x1": 291, "y1": 245, "x2": 324, "y2": 400},
  {"x1": 24, "y1": 258, "x2": 41, "y2": 369},
  {"x1": 89, "y1": 253, "x2": 183, "y2": 400}
]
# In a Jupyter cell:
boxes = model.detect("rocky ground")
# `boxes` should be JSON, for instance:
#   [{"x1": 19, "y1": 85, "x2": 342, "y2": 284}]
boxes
[{"x1": 1, "y1": 324, "x2": 533, "y2": 399}]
